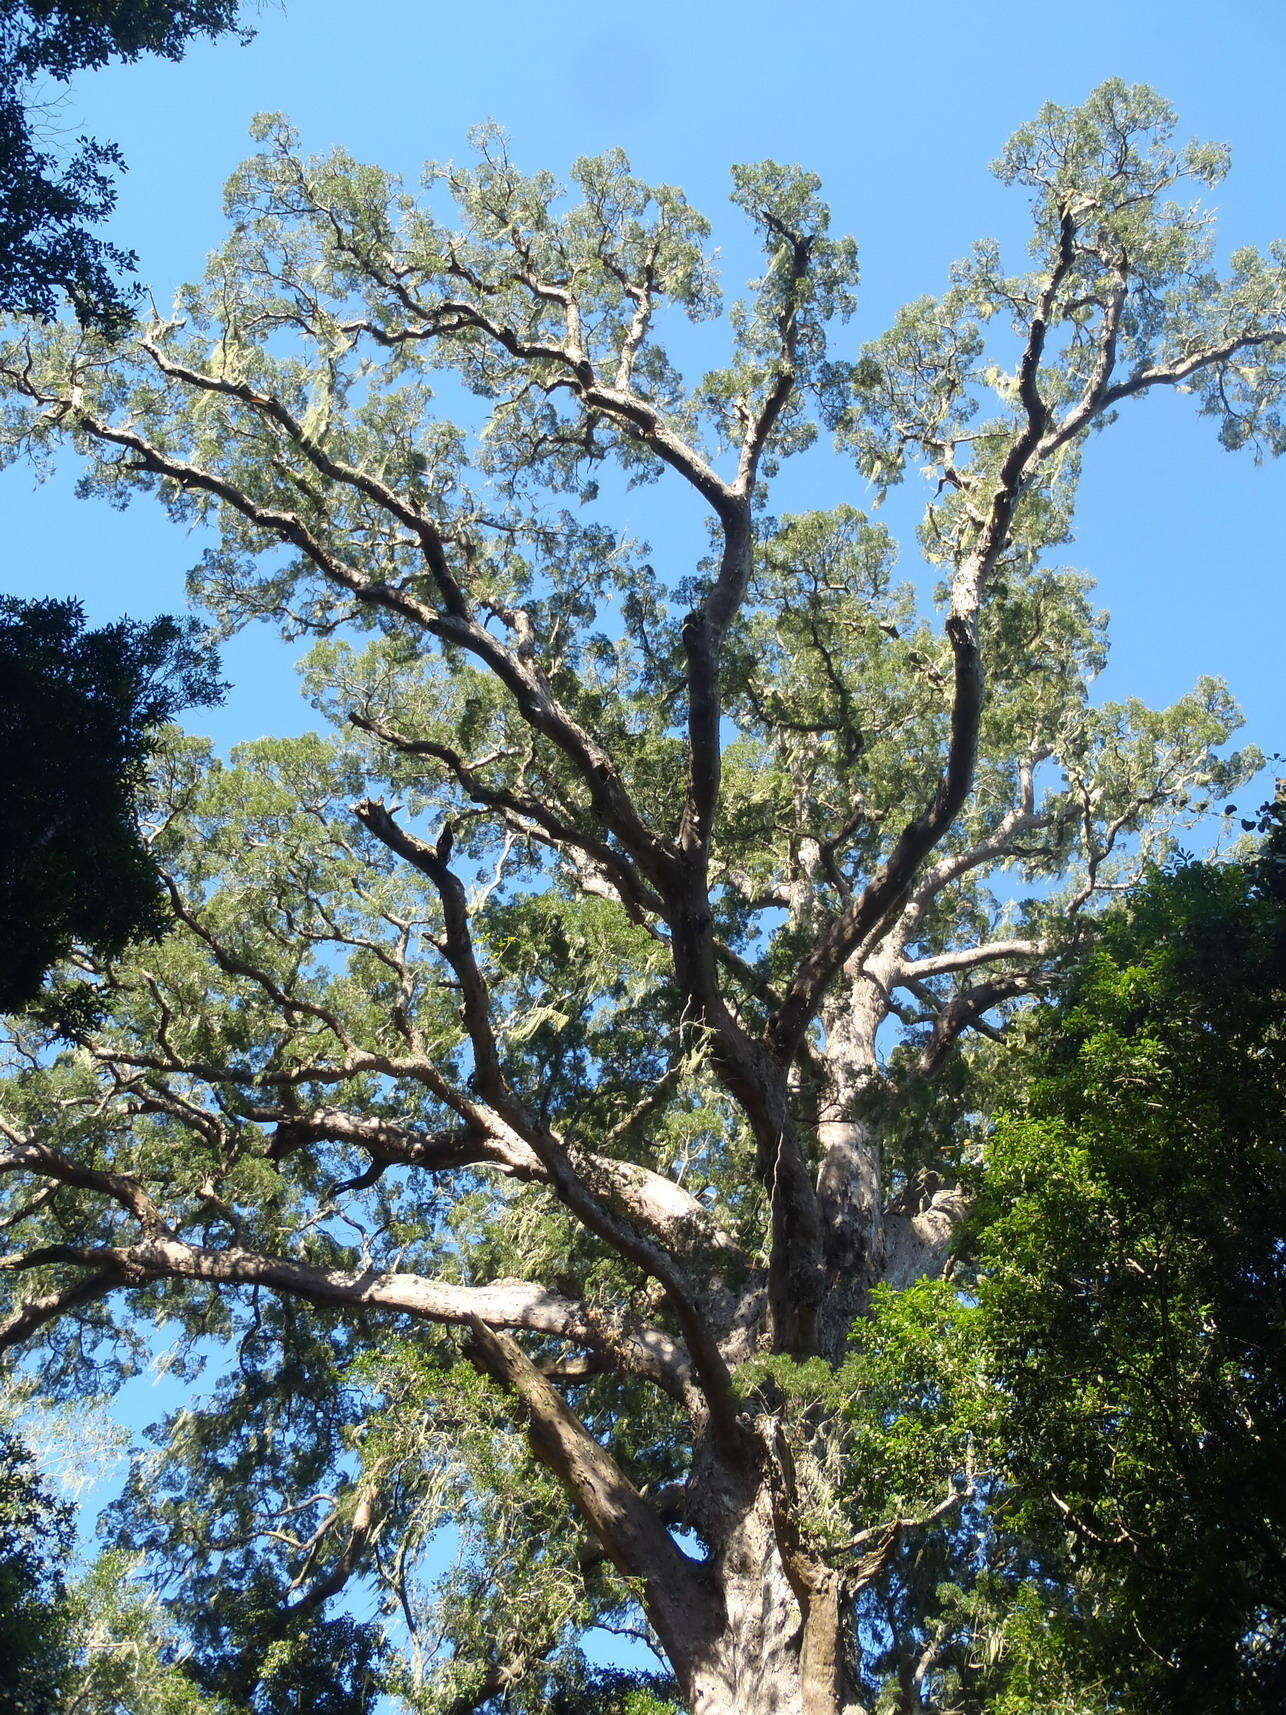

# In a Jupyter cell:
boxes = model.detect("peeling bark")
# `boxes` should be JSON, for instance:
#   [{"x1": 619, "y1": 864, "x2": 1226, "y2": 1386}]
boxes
[{"x1": 689, "y1": 1463, "x2": 863, "y2": 1715}]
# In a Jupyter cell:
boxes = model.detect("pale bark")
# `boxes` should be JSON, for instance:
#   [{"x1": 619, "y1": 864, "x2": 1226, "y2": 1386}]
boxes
[{"x1": 685, "y1": 1464, "x2": 865, "y2": 1715}]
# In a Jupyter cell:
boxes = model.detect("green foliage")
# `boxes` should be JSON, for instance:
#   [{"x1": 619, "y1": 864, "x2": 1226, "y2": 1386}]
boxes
[
  {"x1": 540, "y1": 1667, "x2": 683, "y2": 1714},
  {"x1": 805, "y1": 818, "x2": 1286, "y2": 1713},
  {"x1": 0, "y1": 596, "x2": 223, "y2": 1016},
  {"x1": 972, "y1": 808, "x2": 1286, "y2": 1709},
  {"x1": 0, "y1": 1424, "x2": 73, "y2": 1714},
  {"x1": 738, "y1": 1279, "x2": 985, "y2": 1546},
  {"x1": 62, "y1": 1551, "x2": 231, "y2": 1715},
  {"x1": 0, "y1": 0, "x2": 248, "y2": 332}
]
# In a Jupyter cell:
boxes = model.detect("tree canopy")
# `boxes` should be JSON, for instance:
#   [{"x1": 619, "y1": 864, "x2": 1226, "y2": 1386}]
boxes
[
  {"x1": 0, "y1": 81, "x2": 1282, "y2": 1714},
  {"x1": 0, "y1": 0, "x2": 247, "y2": 332}
]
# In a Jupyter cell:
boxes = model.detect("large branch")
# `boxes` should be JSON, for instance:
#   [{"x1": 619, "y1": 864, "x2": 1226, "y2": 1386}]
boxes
[
  {"x1": 681, "y1": 225, "x2": 813, "y2": 861},
  {"x1": 160, "y1": 873, "x2": 360, "y2": 1053},
  {"x1": 287, "y1": 1484, "x2": 382, "y2": 1616},
  {"x1": 765, "y1": 611, "x2": 984, "y2": 1065},
  {"x1": 882, "y1": 1183, "x2": 970, "y2": 1291},
  {"x1": 350, "y1": 799, "x2": 750, "y2": 1452},
  {"x1": 348, "y1": 710, "x2": 666, "y2": 926},
  {"x1": 1042, "y1": 326, "x2": 1286, "y2": 459},
  {"x1": 0, "y1": 1237, "x2": 690, "y2": 1395},
  {"x1": 897, "y1": 938, "x2": 1045, "y2": 981},
  {"x1": 289, "y1": 146, "x2": 735, "y2": 518},
  {"x1": 264, "y1": 1106, "x2": 743, "y2": 1259},
  {"x1": 0, "y1": 1128, "x2": 166, "y2": 1235},
  {"x1": 347, "y1": 712, "x2": 784, "y2": 1027},
  {"x1": 348, "y1": 276, "x2": 741, "y2": 523},
  {"x1": 1, "y1": 354, "x2": 678, "y2": 903},
  {"x1": 463, "y1": 1318, "x2": 719, "y2": 1683},
  {"x1": 139, "y1": 338, "x2": 476, "y2": 617},
  {"x1": 353, "y1": 799, "x2": 506, "y2": 1103},
  {"x1": 93, "y1": 1027, "x2": 739, "y2": 1271},
  {"x1": 768, "y1": 219, "x2": 1081, "y2": 1064},
  {"x1": 640, "y1": 232, "x2": 829, "y2": 1352},
  {"x1": 0, "y1": 1271, "x2": 120, "y2": 1348},
  {"x1": 900, "y1": 749, "x2": 1051, "y2": 911},
  {"x1": 912, "y1": 971, "x2": 1039, "y2": 1078},
  {"x1": 765, "y1": 1420, "x2": 853, "y2": 1715}
]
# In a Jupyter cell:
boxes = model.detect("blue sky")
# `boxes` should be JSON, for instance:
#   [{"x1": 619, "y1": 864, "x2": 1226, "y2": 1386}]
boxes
[{"x1": 4, "y1": 0, "x2": 1284, "y2": 786}]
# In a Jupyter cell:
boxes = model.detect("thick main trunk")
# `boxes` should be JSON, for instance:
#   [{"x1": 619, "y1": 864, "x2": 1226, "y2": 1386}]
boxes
[
  {"x1": 473, "y1": 1309, "x2": 867, "y2": 1713},
  {"x1": 816, "y1": 1115, "x2": 884, "y2": 1358},
  {"x1": 678, "y1": 1468, "x2": 863, "y2": 1715}
]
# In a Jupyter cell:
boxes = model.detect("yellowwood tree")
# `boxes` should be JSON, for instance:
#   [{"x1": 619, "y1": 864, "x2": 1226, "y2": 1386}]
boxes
[{"x1": 0, "y1": 82, "x2": 1282, "y2": 1715}]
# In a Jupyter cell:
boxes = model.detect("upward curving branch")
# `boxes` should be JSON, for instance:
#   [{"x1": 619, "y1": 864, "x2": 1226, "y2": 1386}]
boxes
[{"x1": 352, "y1": 796, "x2": 750, "y2": 1455}]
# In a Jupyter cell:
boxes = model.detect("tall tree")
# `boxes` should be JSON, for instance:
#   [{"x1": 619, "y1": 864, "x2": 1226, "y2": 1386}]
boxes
[
  {"x1": 0, "y1": 83, "x2": 1282, "y2": 1713},
  {"x1": 0, "y1": 0, "x2": 247, "y2": 334}
]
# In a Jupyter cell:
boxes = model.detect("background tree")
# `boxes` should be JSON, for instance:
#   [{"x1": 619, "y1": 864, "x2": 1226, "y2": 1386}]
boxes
[
  {"x1": 0, "y1": 0, "x2": 242, "y2": 1020},
  {"x1": 0, "y1": 82, "x2": 1282, "y2": 1714},
  {"x1": 0, "y1": 596, "x2": 222, "y2": 1016},
  {"x1": 0, "y1": 1422, "x2": 73, "y2": 1713},
  {"x1": 0, "y1": 0, "x2": 248, "y2": 335},
  {"x1": 809, "y1": 800, "x2": 1286, "y2": 1714},
  {"x1": 58, "y1": 1549, "x2": 230, "y2": 1714},
  {"x1": 0, "y1": 1416, "x2": 237, "y2": 1713},
  {"x1": 964, "y1": 798, "x2": 1286, "y2": 1712}
]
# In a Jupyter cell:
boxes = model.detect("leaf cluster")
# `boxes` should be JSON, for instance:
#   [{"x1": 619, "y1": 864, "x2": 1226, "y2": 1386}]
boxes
[
  {"x1": 0, "y1": 0, "x2": 248, "y2": 332},
  {"x1": 0, "y1": 596, "x2": 223, "y2": 1017}
]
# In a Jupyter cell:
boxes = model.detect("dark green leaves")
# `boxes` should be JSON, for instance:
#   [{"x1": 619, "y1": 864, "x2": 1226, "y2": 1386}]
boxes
[
  {"x1": 975, "y1": 818, "x2": 1286, "y2": 1709},
  {"x1": 0, "y1": 597, "x2": 222, "y2": 1016},
  {"x1": 0, "y1": 0, "x2": 248, "y2": 332}
]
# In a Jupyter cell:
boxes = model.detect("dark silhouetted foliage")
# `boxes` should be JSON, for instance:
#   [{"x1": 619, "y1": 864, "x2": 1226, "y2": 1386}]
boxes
[
  {"x1": 0, "y1": 596, "x2": 222, "y2": 1013},
  {"x1": 0, "y1": 0, "x2": 247, "y2": 332},
  {"x1": 0, "y1": 1425, "x2": 73, "y2": 1714},
  {"x1": 974, "y1": 802, "x2": 1286, "y2": 1710}
]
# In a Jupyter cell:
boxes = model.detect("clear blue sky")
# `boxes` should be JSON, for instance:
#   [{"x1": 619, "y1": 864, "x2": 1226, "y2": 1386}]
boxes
[{"x1": 3, "y1": 0, "x2": 1284, "y2": 783}]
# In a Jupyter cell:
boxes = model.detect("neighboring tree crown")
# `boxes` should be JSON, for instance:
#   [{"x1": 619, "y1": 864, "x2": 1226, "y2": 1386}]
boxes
[
  {"x1": 0, "y1": 0, "x2": 248, "y2": 332},
  {"x1": 969, "y1": 801, "x2": 1286, "y2": 1708},
  {"x1": 0, "y1": 596, "x2": 223, "y2": 1016}
]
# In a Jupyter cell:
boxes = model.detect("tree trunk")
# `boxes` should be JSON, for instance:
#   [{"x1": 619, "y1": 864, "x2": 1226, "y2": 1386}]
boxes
[
  {"x1": 677, "y1": 1465, "x2": 865, "y2": 1715},
  {"x1": 816, "y1": 1116, "x2": 884, "y2": 1358}
]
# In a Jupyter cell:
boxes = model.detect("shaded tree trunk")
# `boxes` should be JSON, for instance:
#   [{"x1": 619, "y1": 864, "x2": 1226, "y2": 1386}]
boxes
[{"x1": 682, "y1": 1467, "x2": 863, "y2": 1715}]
